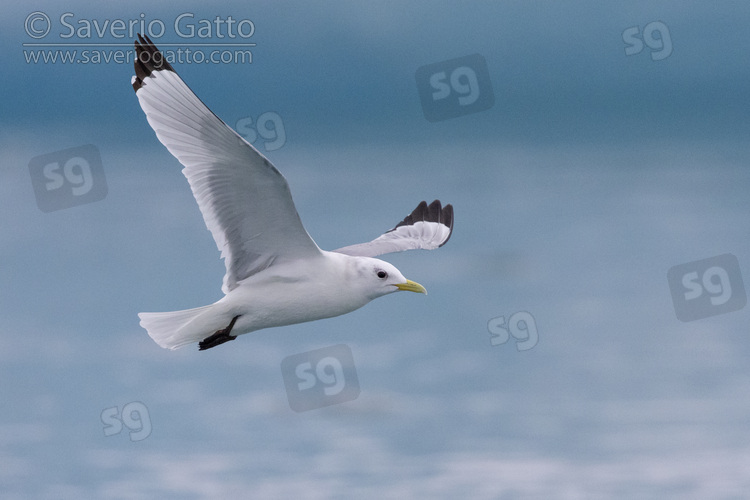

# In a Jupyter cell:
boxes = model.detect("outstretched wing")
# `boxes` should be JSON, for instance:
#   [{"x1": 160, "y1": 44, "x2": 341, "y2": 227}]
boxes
[
  {"x1": 132, "y1": 34, "x2": 322, "y2": 294},
  {"x1": 334, "y1": 200, "x2": 453, "y2": 257}
]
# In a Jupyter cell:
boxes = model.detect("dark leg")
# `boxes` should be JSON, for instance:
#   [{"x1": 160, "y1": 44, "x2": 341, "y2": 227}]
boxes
[{"x1": 198, "y1": 315, "x2": 241, "y2": 351}]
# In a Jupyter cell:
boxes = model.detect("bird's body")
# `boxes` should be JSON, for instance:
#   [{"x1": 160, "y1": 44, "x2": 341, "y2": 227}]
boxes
[
  {"x1": 131, "y1": 34, "x2": 453, "y2": 350},
  {"x1": 141, "y1": 253, "x2": 415, "y2": 349}
]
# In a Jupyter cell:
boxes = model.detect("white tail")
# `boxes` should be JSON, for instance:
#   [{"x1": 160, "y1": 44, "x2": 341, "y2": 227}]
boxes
[{"x1": 138, "y1": 304, "x2": 215, "y2": 350}]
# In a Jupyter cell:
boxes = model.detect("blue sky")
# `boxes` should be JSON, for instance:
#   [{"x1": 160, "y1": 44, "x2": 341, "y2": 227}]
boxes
[{"x1": 2, "y1": 1, "x2": 750, "y2": 498}]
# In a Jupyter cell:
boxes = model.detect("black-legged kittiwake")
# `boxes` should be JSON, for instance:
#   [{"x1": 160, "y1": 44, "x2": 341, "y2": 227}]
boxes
[{"x1": 132, "y1": 35, "x2": 453, "y2": 351}]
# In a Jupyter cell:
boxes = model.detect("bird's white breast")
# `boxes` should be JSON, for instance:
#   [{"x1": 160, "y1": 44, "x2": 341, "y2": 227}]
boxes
[{"x1": 219, "y1": 252, "x2": 374, "y2": 334}]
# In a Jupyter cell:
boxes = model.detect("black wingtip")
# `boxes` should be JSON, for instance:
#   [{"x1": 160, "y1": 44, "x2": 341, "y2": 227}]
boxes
[
  {"x1": 390, "y1": 199, "x2": 454, "y2": 246},
  {"x1": 132, "y1": 33, "x2": 176, "y2": 92}
]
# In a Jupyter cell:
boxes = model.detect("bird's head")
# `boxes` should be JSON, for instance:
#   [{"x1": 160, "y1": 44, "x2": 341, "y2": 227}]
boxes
[{"x1": 352, "y1": 257, "x2": 427, "y2": 300}]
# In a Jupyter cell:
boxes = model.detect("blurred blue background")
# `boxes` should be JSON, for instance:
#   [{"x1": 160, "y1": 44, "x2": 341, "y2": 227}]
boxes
[{"x1": 2, "y1": 1, "x2": 749, "y2": 498}]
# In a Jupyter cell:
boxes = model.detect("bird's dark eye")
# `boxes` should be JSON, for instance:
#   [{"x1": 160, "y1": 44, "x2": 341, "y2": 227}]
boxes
[{"x1": 377, "y1": 270, "x2": 388, "y2": 279}]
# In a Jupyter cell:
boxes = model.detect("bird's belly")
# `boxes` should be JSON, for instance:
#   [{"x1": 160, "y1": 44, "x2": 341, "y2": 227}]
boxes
[{"x1": 226, "y1": 280, "x2": 369, "y2": 333}]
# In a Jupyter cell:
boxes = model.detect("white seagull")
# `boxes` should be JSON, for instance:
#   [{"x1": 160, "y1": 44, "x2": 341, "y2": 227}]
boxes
[{"x1": 132, "y1": 35, "x2": 453, "y2": 351}]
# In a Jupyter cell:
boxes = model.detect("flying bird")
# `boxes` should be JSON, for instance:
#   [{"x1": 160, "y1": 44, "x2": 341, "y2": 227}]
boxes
[{"x1": 132, "y1": 34, "x2": 453, "y2": 350}]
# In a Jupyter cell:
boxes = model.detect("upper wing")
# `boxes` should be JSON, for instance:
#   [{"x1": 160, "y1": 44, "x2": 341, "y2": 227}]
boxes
[
  {"x1": 334, "y1": 200, "x2": 453, "y2": 257},
  {"x1": 132, "y1": 34, "x2": 322, "y2": 294}
]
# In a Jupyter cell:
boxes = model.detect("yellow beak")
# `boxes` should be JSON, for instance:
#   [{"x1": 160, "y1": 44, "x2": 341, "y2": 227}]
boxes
[{"x1": 394, "y1": 279, "x2": 427, "y2": 295}]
